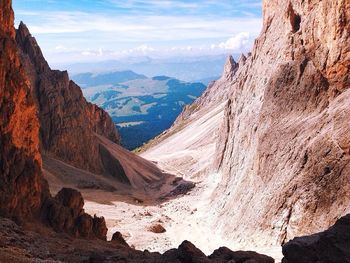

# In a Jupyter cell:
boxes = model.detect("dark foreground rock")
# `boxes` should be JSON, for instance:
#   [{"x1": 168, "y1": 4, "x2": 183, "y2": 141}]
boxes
[
  {"x1": 43, "y1": 188, "x2": 108, "y2": 240},
  {"x1": 112, "y1": 231, "x2": 130, "y2": 247},
  {"x1": 282, "y1": 214, "x2": 350, "y2": 263},
  {"x1": 210, "y1": 247, "x2": 274, "y2": 263},
  {"x1": 0, "y1": 218, "x2": 274, "y2": 263}
]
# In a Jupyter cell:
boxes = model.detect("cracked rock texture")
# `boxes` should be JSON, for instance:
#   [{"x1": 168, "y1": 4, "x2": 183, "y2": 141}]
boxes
[
  {"x1": 0, "y1": 0, "x2": 47, "y2": 221},
  {"x1": 144, "y1": 0, "x2": 350, "y2": 249},
  {"x1": 212, "y1": 0, "x2": 350, "y2": 247}
]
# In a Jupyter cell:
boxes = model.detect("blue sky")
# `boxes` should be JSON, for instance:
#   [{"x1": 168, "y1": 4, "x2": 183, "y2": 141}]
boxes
[{"x1": 13, "y1": 0, "x2": 263, "y2": 65}]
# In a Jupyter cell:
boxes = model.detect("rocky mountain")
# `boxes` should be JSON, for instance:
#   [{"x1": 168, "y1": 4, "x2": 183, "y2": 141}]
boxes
[
  {"x1": 73, "y1": 70, "x2": 147, "y2": 88},
  {"x1": 14, "y1": 22, "x2": 168, "y2": 188},
  {"x1": 16, "y1": 22, "x2": 120, "y2": 174},
  {"x1": 143, "y1": 0, "x2": 350, "y2": 251},
  {"x1": 73, "y1": 72, "x2": 206, "y2": 150}
]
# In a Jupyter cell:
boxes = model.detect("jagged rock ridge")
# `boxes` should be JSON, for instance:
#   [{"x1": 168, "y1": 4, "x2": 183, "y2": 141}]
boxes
[{"x1": 212, "y1": 0, "x2": 350, "y2": 246}]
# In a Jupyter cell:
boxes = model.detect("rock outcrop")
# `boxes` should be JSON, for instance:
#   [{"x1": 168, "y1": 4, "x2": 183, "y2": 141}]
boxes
[
  {"x1": 210, "y1": 247, "x2": 274, "y2": 263},
  {"x1": 0, "y1": 217, "x2": 274, "y2": 263},
  {"x1": 282, "y1": 214, "x2": 350, "y2": 263},
  {"x1": 16, "y1": 22, "x2": 120, "y2": 174},
  {"x1": 143, "y1": 0, "x2": 350, "y2": 250},
  {"x1": 0, "y1": 0, "x2": 107, "y2": 240},
  {"x1": 43, "y1": 188, "x2": 108, "y2": 240}
]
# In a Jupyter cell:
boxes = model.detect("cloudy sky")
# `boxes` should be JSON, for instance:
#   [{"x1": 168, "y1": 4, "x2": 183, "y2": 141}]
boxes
[{"x1": 13, "y1": 0, "x2": 263, "y2": 65}]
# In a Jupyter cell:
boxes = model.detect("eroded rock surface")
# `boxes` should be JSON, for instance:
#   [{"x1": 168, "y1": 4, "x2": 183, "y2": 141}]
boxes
[
  {"x1": 42, "y1": 188, "x2": 108, "y2": 239},
  {"x1": 212, "y1": 0, "x2": 350, "y2": 246},
  {"x1": 15, "y1": 21, "x2": 166, "y2": 189},
  {"x1": 143, "y1": 0, "x2": 350, "y2": 250}
]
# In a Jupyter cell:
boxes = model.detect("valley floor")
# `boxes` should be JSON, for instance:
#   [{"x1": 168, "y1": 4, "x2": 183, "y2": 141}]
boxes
[
  {"x1": 82, "y1": 172, "x2": 283, "y2": 262},
  {"x1": 43, "y1": 99, "x2": 283, "y2": 261}
]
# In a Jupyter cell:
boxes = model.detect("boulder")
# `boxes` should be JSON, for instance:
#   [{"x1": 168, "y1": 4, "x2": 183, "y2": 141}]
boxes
[
  {"x1": 111, "y1": 231, "x2": 129, "y2": 247},
  {"x1": 282, "y1": 214, "x2": 350, "y2": 263},
  {"x1": 209, "y1": 247, "x2": 274, "y2": 263}
]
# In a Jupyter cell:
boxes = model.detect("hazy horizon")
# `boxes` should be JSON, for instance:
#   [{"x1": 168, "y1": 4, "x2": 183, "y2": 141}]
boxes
[{"x1": 13, "y1": 0, "x2": 263, "y2": 65}]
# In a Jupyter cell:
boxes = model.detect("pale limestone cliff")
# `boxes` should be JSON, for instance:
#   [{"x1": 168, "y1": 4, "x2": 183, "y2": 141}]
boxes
[{"x1": 143, "y1": 0, "x2": 350, "y2": 249}]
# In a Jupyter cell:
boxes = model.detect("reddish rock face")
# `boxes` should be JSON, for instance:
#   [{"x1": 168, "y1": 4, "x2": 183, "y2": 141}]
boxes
[
  {"x1": 0, "y1": 0, "x2": 107, "y2": 241},
  {"x1": 15, "y1": 23, "x2": 120, "y2": 174},
  {"x1": 0, "y1": 0, "x2": 48, "y2": 221}
]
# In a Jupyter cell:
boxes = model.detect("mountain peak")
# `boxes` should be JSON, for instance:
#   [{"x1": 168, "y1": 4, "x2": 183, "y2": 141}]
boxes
[
  {"x1": 223, "y1": 55, "x2": 238, "y2": 81},
  {"x1": 17, "y1": 21, "x2": 31, "y2": 38},
  {"x1": 238, "y1": 54, "x2": 247, "y2": 65},
  {"x1": 16, "y1": 21, "x2": 50, "y2": 73}
]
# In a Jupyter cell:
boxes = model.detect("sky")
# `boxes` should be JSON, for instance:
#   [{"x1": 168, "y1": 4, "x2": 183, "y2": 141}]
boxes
[{"x1": 13, "y1": 0, "x2": 263, "y2": 65}]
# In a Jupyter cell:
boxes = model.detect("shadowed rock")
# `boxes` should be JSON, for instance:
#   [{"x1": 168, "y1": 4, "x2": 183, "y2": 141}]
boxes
[
  {"x1": 112, "y1": 231, "x2": 130, "y2": 247},
  {"x1": 209, "y1": 247, "x2": 274, "y2": 263},
  {"x1": 43, "y1": 188, "x2": 107, "y2": 240},
  {"x1": 282, "y1": 214, "x2": 350, "y2": 263}
]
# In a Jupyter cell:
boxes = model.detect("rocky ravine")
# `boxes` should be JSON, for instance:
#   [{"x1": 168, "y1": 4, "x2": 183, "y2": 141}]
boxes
[
  {"x1": 0, "y1": 1, "x2": 277, "y2": 262},
  {"x1": 2, "y1": 0, "x2": 350, "y2": 261},
  {"x1": 143, "y1": 0, "x2": 350, "y2": 252}
]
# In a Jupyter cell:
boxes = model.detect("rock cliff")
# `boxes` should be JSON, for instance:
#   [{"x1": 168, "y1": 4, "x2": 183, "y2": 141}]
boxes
[
  {"x1": 0, "y1": 0, "x2": 109, "y2": 240},
  {"x1": 16, "y1": 22, "x2": 120, "y2": 174},
  {"x1": 143, "y1": 0, "x2": 350, "y2": 249},
  {"x1": 213, "y1": 0, "x2": 350, "y2": 246},
  {"x1": 0, "y1": 0, "x2": 47, "y2": 221}
]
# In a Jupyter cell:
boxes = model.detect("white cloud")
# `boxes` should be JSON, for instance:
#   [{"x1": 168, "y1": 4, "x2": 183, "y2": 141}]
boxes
[
  {"x1": 135, "y1": 44, "x2": 155, "y2": 53},
  {"x1": 216, "y1": 32, "x2": 251, "y2": 51},
  {"x1": 17, "y1": 10, "x2": 262, "y2": 64},
  {"x1": 22, "y1": 11, "x2": 262, "y2": 42},
  {"x1": 107, "y1": 0, "x2": 200, "y2": 10}
]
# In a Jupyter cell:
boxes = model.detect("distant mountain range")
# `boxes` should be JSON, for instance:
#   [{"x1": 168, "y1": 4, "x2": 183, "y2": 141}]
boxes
[
  {"x1": 72, "y1": 71, "x2": 207, "y2": 150},
  {"x1": 72, "y1": 71, "x2": 147, "y2": 87},
  {"x1": 61, "y1": 55, "x2": 233, "y2": 82}
]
